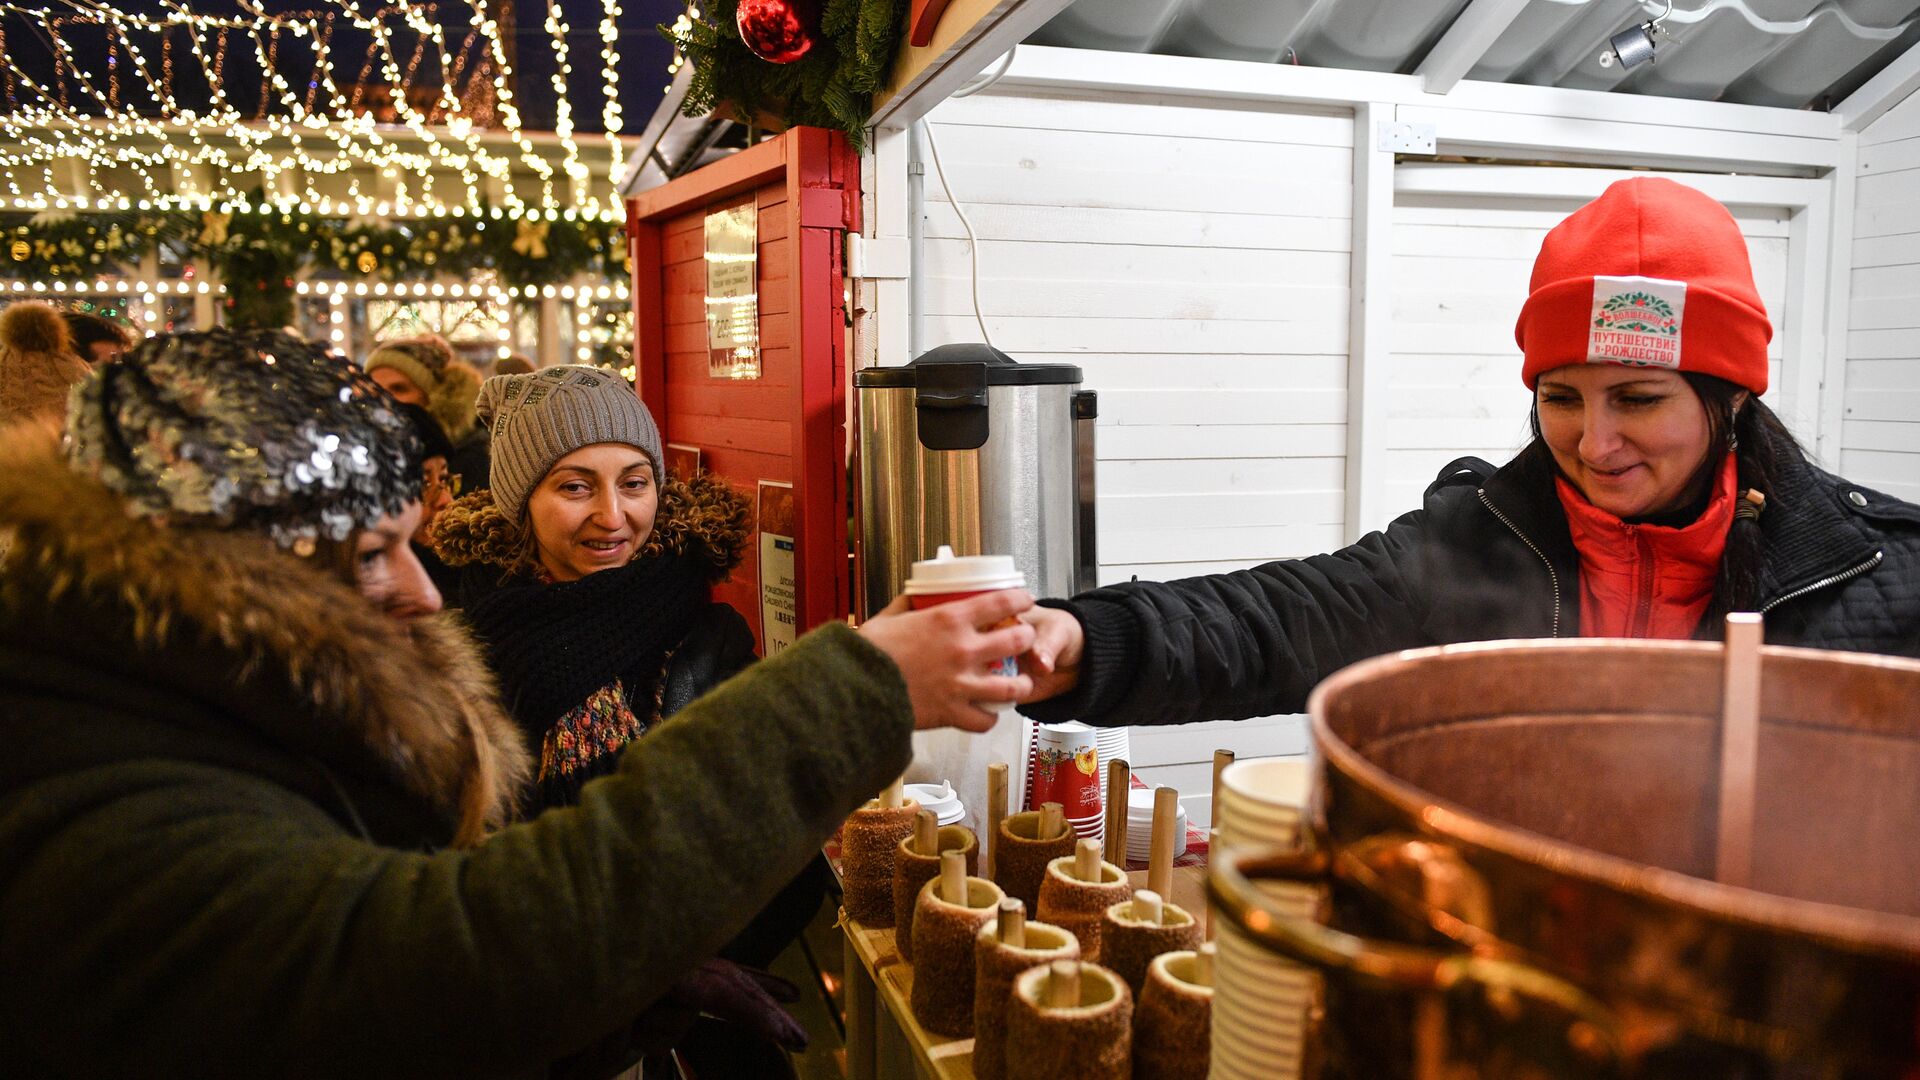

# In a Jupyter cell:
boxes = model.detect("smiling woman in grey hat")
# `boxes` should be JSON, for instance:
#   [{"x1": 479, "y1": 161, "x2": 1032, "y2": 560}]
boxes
[
  {"x1": 432, "y1": 364, "x2": 761, "y2": 810},
  {"x1": 429, "y1": 364, "x2": 998, "y2": 1069}
]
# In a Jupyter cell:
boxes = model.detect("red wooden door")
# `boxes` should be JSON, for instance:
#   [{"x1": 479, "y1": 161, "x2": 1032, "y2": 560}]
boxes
[{"x1": 627, "y1": 127, "x2": 858, "y2": 653}]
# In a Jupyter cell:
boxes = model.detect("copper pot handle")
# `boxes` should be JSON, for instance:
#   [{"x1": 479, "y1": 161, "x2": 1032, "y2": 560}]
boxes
[{"x1": 1209, "y1": 843, "x2": 1621, "y2": 1061}]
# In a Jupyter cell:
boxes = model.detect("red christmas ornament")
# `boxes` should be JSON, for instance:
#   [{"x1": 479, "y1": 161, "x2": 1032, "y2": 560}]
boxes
[{"x1": 736, "y1": 0, "x2": 820, "y2": 64}]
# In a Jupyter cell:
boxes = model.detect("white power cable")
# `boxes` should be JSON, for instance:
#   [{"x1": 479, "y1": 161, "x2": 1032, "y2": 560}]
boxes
[
  {"x1": 953, "y1": 45, "x2": 1018, "y2": 97},
  {"x1": 920, "y1": 118, "x2": 994, "y2": 349}
]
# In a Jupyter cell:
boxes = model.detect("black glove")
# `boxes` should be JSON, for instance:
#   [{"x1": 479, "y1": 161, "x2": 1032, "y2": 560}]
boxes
[{"x1": 668, "y1": 958, "x2": 809, "y2": 1052}]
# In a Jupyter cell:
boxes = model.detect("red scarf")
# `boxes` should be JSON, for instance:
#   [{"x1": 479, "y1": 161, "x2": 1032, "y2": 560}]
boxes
[{"x1": 1554, "y1": 456, "x2": 1737, "y2": 639}]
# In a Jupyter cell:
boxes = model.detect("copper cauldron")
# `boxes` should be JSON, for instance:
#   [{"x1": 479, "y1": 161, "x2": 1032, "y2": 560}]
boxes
[{"x1": 1209, "y1": 639, "x2": 1920, "y2": 1079}]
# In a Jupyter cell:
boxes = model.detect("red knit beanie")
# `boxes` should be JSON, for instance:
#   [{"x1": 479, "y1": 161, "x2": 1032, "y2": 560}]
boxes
[{"x1": 1515, "y1": 177, "x2": 1771, "y2": 394}]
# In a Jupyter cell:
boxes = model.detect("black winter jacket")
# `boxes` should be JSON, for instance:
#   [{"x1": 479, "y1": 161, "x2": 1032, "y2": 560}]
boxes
[{"x1": 1024, "y1": 444, "x2": 1920, "y2": 730}]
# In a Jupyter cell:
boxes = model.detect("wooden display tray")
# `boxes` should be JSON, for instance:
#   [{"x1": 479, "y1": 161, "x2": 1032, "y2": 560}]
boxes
[{"x1": 841, "y1": 864, "x2": 1208, "y2": 1080}]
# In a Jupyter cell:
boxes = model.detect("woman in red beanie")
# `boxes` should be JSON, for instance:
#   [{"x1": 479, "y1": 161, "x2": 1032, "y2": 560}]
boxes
[{"x1": 1015, "y1": 177, "x2": 1920, "y2": 730}]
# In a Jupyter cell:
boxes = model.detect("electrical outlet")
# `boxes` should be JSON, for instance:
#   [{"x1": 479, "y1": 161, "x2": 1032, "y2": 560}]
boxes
[{"x1": 1377, "y1": 121, "x2": 1437, "y2": 155}]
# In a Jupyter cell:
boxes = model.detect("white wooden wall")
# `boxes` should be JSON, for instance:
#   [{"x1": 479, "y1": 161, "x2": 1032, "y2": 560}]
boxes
[
  {"x1": 1849, "y1": 90, "x2": 1920, "y2": 503},
  {"x1": 918, "y1": 91, "x2": 1355, "y2": 585}
]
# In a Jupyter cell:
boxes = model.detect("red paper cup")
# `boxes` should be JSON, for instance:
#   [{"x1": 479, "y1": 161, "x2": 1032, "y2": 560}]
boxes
[
  {"x1": 903, "y1": 546, "x2": 1026, "y2": 679},
  {"x1": 1029, "y1": 722, "x2": 1101, "y2": 820}
]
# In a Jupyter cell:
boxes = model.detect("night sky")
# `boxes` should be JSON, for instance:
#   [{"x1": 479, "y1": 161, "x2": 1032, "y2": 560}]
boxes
[{"x1": 0, "y1": 0, "x2": 687, "y2": 136}]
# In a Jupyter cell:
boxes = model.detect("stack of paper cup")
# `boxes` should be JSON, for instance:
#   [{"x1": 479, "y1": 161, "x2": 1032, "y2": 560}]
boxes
[
  {"x1": 1125, "y1": 786, "x2": 1186, "y2": 864},
  {"x1": 1209, "y1": 758, "x2": 1315, "y2": 1080},
  {"x1": 1094, "y1": 726, "x2": 1130, "y2": 782},
  {"x1": 1025, "y1": 722, "x2": 1104, "y2": 842}
]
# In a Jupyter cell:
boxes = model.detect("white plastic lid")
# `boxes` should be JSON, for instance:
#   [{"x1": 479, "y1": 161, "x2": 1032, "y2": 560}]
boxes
[{"x1": 903, "y1": 545, "x2": 1025, "y2": 594}]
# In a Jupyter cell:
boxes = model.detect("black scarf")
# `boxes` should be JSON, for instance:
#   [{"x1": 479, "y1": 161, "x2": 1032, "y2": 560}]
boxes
[{"x1": 464, "y1": 549, "x2": 708, "y2": 744}]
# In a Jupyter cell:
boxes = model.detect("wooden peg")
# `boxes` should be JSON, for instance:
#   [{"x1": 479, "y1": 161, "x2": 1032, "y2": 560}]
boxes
[
  {"x1": 1132, "y1": 888, "x2": 1163, "y2": 926},
  {"x1": 880, "y1": 778, "x2": 904, "y2": 809},
  {"x1": 1716, "y1": 613, "x2": 1764, "y2": 888},
  {"x1": 940, "y1": 850, "x2": 967, "y2": 904},
  {"x1": 1195, "y1": 942, "x2": 1216, "y2": 988},
  {"x1": 986, "y1": 761, "x2": 1009, "y2": 878},
  {"x1": 998, "y1": 897, "x2": 1026, "y2": 948},
  {"x1": 1105, "y1": 758, "x2": 1130, "y2": 863},
  {"x1": 914, "y1": 808, "x2": 938, "y2": 856},
  {"x1": 1210, "y1": 749, "x2": 1234, "y2": 829},
  {"x1": 1047, "y1": 959, "x2": 1080, "y2": 1008},
  {"x1": 1040, "y1": 801, "x2": 1065, "y2": 841},
  {"x1": 1075, "y1": 837, "x2": 1102, "y2": 882},
  {"x1": 1149, "y1": 785, "x2": 1178, "y2": 899},
  {"x1": 1205, "y1": 828, "x2": 1222, "y2": 941}
]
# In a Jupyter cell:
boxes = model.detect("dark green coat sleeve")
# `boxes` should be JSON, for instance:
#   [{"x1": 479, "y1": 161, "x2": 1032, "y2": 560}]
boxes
[{"x1": 1, "y1": 622, "x2": 910, "y2": 1079}]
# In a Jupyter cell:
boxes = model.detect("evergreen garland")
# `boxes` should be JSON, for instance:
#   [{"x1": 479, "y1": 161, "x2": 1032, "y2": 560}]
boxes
[
  {"x1": 665, "y1": 0, "x2": 906, "y2": 150},
  {"x1": 0, "y1": 204, "x2": 629, "y2": 329}
]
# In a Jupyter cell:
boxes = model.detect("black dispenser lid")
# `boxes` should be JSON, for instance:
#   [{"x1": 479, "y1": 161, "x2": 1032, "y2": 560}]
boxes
[
  {"x1": 853, "y1": 344, "x2": 1082, "y2": 451},
  {"x1": 852, "y1": 344, "x2": 1082, "y2": 388}
]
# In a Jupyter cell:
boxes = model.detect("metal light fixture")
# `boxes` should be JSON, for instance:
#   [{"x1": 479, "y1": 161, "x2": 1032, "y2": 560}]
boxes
[{"x1": 1599, "y1": 0, "x2": 1674, "y2": 69}]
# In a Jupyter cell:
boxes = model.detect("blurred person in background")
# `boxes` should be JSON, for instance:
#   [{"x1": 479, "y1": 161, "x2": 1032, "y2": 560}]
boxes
[
  {"x1": 0, "y1": 328, "x2": 1039, "y2": 1078},
  {"x1": 0, "y1": 301, "x2": 89, "y2": 430},
  {"x1": 362, "y1": 333, "x2": 490, "y2": 497},
  {"x1": 394, "y1": 400, "x2": 462, "y2": 600},
  {"x1": 62, "y1": 309, "x2": 131, "y2": 369},
  {"x1": 495, "y1": 353, "x2": 535, "y2": 377}
]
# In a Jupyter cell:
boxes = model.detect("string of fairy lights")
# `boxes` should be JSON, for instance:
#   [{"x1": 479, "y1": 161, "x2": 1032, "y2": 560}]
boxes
[
  {"x1": 0, "y1": 0, "x2": 669, "y2": 363},
  {"x1": 0, "y1": 0, "x2": 639, "y2": 218}
]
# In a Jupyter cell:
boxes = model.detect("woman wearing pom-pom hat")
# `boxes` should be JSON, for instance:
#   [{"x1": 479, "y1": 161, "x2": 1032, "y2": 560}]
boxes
[{"x1": 1020, "y1": 177, "x2": 1920, "y2": 729}]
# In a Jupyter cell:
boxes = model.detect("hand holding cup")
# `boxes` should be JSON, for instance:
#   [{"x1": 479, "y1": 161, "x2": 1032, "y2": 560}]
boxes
[{"x1": 860, "y1": 590, "x2": 1036, "y2": 732}]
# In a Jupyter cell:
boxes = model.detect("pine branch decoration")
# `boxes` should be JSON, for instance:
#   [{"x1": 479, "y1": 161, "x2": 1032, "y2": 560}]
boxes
[{"x1": 664, "y1": 0, "x2": 908, "y2": 151}]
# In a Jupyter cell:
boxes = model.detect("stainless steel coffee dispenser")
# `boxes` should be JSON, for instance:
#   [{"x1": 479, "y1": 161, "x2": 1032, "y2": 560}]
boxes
[{"x1": 854, "y1": 343, "x2": 1097, "y2": 616}]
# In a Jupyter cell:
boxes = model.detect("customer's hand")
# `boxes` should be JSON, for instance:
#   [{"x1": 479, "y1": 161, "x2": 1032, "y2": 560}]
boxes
[
  {"x1": 668, "y1": 959, "x2": 808, "y2": 1051},
  {"x1": 1017, "y1": 605, "x2": 1084, "y2": 703},
  {"x1": 861, "y1": 590, "x2": 1036, "y2": 732},
  {"x1": 629, "y1": 949, "x2": 810, "y2": 1053}
]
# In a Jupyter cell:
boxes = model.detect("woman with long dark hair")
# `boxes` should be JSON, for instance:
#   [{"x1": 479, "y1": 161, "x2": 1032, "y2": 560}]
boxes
[{"x1": 1017, "y1": 177, "x2": 1920, "y2": 729}]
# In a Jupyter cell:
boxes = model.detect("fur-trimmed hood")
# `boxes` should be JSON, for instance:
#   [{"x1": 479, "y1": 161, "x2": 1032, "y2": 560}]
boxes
[
  {"x1": 428, "y1": 469, "x2": 751, "y2": 582},
  {"x1": 0, "y1": 428, "x2": 529, "y2": 846}
]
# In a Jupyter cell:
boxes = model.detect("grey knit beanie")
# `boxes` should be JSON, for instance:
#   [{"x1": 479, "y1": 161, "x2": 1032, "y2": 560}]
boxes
[{"x1": 476, "y1": 365, "x2": 663, "y2": 523}]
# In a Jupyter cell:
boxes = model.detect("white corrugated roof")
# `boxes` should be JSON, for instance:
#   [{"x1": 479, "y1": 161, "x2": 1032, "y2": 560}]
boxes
[{"x1": 1027, "y1": 0, "x2": 1920, "y2": 109}]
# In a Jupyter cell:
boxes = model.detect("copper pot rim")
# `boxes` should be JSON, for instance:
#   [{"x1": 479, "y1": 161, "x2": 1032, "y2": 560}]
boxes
[{"x1": 1305, "y1": 637, "x2": 1920, "y2": 960}]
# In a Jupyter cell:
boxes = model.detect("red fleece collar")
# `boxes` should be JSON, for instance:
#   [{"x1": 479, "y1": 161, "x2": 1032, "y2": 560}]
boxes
[{"x1": 1553, "y1": 456, "x2": 1737, "y2": 638}]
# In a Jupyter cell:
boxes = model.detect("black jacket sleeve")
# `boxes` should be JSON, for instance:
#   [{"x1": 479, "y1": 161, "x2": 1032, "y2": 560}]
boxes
[{"x1": 1022, "y1": 509, "x2": 1440, "y2": 728}]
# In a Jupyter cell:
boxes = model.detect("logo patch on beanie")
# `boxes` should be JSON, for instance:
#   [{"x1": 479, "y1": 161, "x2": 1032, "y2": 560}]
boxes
[{"x1": 1588, "y1": 275, "x2": 1685, "y2": 370}]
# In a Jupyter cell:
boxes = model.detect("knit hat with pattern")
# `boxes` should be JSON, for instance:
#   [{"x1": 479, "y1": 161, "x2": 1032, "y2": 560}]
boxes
[
  {"x1": 1515, "y1": 177, "x2": 1772, "y2": 394},
  {"x1": 476, "y1": 365, "x2": 663, "y2": 524}
]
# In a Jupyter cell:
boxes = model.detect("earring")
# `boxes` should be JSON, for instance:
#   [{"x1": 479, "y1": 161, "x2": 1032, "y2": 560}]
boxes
[{"x1": 1727, "y1": 428, "x2": 1739, "y2": 451}]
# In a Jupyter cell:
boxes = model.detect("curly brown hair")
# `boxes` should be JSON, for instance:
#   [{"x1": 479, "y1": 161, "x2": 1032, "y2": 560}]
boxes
[{"x1": 427, "y1": 471, "x2": 751, "y2": 583}]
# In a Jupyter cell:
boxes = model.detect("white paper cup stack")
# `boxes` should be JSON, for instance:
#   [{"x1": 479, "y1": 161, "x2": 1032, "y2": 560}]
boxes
[
  {"x1": 1209, "y1": 757, "x2": 1316, "y2": 1080},
  {"x1": 1094, "y1": 726, "x2": 1131, "y2": 780},
  {"x1": 1125, "y1": 785, "x2": 1187, "y2": 864}
]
